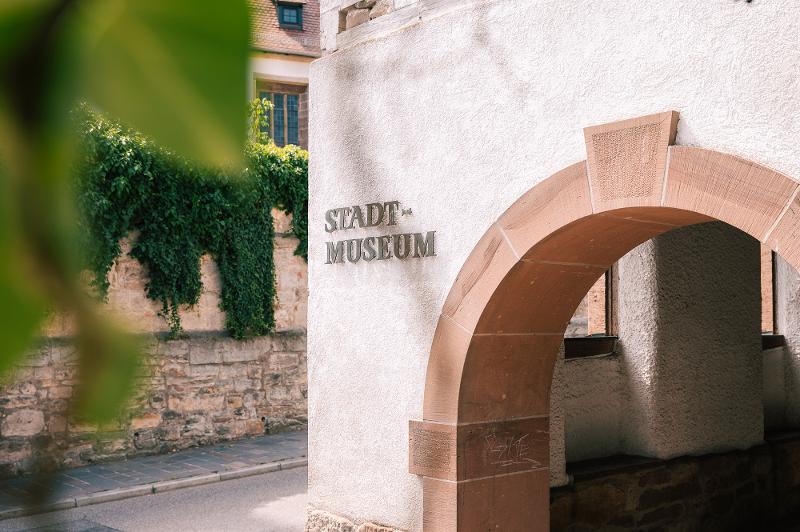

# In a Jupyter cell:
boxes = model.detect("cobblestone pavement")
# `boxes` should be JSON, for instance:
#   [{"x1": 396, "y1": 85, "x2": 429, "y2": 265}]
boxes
[{"x1": 0, "y1": 431, "x2": 306, "y2": 517}]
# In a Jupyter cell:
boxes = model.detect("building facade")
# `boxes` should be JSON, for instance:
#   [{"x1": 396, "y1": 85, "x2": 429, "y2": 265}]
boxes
[
  {"x1": 308, "y1": 1, "x2": 800, "y2": 530},
  {"x1": 250, "y1": 0, "x2": 321, "y2": 148}
]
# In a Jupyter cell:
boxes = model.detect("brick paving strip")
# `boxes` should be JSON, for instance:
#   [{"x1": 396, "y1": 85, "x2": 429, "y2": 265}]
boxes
[{"x1": 0, "y1": 431, "x2": 307, "y2": 520}]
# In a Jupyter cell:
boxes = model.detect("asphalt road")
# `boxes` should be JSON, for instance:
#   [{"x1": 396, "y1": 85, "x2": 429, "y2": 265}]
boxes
[{"x1": 0, "y1": 467, "x2": 307, "y2": 532}]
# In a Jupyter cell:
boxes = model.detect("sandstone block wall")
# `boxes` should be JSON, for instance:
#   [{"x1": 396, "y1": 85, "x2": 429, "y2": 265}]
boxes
[
  {"x1": 551, "y1": 434, "x2": 800, "y2": 531},
  {"x1": 0, "y1": 211, "x2": 308, "y2": 477}
]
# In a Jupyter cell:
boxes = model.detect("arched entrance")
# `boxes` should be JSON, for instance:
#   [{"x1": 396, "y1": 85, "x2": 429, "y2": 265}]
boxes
[{"x1": 409, "y1": 111, "x2": 800, "y2": 530}]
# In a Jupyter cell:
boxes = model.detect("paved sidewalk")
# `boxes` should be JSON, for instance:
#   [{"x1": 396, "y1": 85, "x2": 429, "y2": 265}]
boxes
[{"x1": 0, "y1": 431, "x2": 307, "y2": 520}]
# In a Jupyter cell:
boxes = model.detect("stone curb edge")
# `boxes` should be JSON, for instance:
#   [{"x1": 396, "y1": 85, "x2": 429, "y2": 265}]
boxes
[{"x1": 0, "y1": 457, "x2": 307, "y2": 521}]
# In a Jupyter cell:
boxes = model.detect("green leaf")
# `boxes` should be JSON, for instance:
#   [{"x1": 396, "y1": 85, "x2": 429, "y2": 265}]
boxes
[
  {"x1": 65, "y1": 0, "x2": 250, "y2": 168},
  {"x1": 0, "y1": 0, "x2": 57, "y2": 65},
  {"x1": 0, "y1": 268, "x2": 46, "y2": 375},
  {"x1": 74, "y1": 317, "x2": 142, "y2": 423},
  {"x1": 0, "y1": 164, "x2": 46, "y2": 374}
]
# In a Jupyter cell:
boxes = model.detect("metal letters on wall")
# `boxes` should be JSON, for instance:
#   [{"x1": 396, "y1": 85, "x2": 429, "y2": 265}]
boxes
[{"x1": 324, "y1": 201, "x2": 436, "y2": 264}]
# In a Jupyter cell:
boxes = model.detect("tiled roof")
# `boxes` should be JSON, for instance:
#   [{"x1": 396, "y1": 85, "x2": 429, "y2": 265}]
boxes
[{"x1": 250, "y1": 0, "x2": 321, "y2": 57}]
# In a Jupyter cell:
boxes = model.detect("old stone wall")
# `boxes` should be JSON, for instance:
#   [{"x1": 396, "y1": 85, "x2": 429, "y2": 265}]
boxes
[
  {"x1": 0, "y1": 212, "x2": 308, "y2": 477},
  {"x1": 551, "y1": 433, "x2": 800, "y2": 531}
]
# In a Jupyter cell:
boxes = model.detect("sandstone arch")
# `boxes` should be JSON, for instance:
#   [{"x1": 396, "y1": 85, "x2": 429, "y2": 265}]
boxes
[{"x1": 409, "y1": 111, "x2": 800, "y2": 530}]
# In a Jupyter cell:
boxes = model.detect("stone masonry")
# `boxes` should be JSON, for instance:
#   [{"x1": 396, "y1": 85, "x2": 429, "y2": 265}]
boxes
[
  {"x1": 551, "y1": 434, "x2": 800, "y2": 531},
  {"x1": 306, "y1": 509, "x2": 404, "y2": 532},
  {"x1": 0, "y1": 212, "x2": 308, "y2": 477}
]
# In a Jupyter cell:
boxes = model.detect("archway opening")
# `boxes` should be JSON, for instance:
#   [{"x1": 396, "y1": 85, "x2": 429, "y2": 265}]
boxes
[{"x1": 410, "y1": 112, "x2": 800, "y2": 530}]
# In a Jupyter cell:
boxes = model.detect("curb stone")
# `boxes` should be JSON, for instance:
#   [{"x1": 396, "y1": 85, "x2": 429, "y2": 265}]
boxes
[
  {"x1": 0, "y1": 455, "x2": 306, "y2": 521},
  {"x1": 279, "y1": 457, "x2": 308, "y2": 471},
  {"x1": 218, "y1": 462, "x2": 281, "y2": 481},
  {"x1": 75, "y1": 485, "x2": 153, "y2": 507},
  {"x1": 152, "y1": 473, "x2": 221, "y2": 494}
]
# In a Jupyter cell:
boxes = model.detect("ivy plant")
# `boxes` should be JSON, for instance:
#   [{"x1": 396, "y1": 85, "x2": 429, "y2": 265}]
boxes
[{"x1": 75, "y1": 103, "x2": 308, "y2": 339}]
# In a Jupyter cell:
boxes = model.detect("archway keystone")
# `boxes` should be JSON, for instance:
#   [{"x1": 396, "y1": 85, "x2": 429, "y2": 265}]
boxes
[{"x1": 409, "y1": 111, "x2": 800, "y2": 531}]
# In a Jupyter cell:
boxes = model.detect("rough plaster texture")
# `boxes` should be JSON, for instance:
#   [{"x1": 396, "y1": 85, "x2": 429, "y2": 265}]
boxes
[
  {"x1": 616, "y1": 223, "x2": 762, "y2": 459},
  {"x1": 775, "y1": 256, "x2": 800, "y2": 427},
  {"x1": 561, "y1": 356, "x2": 625, "y2": 463},
  {"x1": 552, "y1": 242, "x2": 790, "y2": 468},
  {"x1": 309, "y1": 1, "x2": 800, "y2": 528}
]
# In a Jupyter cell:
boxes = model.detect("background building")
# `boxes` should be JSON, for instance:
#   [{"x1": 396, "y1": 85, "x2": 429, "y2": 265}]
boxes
[{"x1": 249, "y1": 0, "x2": 321, "y2": 148}]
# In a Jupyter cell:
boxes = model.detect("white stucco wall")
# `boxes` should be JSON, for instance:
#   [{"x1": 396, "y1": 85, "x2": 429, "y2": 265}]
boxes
[
  {"x1": 309, "y1": 1, "x2": 800, "y2": 528},
  {"x1": 617, "y1": 223, "x2": 763, "y2": 458},
  {"x1": 561, "y1": 356, "x2": 625, "y2": 463}
]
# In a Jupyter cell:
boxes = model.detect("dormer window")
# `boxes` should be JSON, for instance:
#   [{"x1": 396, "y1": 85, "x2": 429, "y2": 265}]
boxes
[{"x1": 277, "y1": 3, "x2": 303, "y2": 30}]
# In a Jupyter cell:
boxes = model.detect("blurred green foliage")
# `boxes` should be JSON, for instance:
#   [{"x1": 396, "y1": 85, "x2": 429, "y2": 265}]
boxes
[
  {"x1": 0, "y1": 0, "x2": 251, "y2": 427},
  {"x1": 76, "y1": 104, "x2": 308, "y2": 339}
]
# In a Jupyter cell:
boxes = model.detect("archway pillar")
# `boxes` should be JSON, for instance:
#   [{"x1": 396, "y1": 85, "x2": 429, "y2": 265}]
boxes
[{"x1": 410, "y1": 418, "x2": 551, "y2": 531}]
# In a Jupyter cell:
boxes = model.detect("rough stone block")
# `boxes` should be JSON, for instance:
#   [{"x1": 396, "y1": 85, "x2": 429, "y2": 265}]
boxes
[
  {"x1": 33, "y1": 366, "x2": 54, "y2": 381},
  {"x1": 220, "y1": 339, "x2": 262, "y2": 363},
  {"x1": 572, "y1": 483, "x2": 627, "y2": 526},
  {"x1": 584, "y1": 111, "x2": 678, "y2": 212},
  {"x1": 638, "y1": 480, "x2": 701, "y2": 510},
  {"x1": 189, "y1": 364, "x2": 220, "y2": 378},
  {"x1": 234, "y1": 378, "x2": 261, "y2": 392},
  {"x1": 49, "y1": 386, "x2": 72, "y2": 399},
  {"x1": 306, "y1": 509, "x2": 356, "y2": 532},
  {"x1": 345, "y1": 8, "x2": 370, "y2": 29},
  {"x1": 369, "y1": 0, "x2": 393, "y2": 19},
  {"x1": 167, "y1": 394, "x2": 225, "y2": 414},
  {"x1": 272, "y1": 334, "x2": 306, "y2": 353},
  {"x1": 245, "y1": 419, "x2": 265, "y2": 435},
  {"x1": 269, "y1": 352, "x2": 299, "y2": 371},
  {"x1": 188, "y1": 342, "x2": 222, "y2": 365},
  {"x1": 1, "y1": 410, "x2": 45, "y2": 437},
  {"x1": 219, "y1": 364, "x2": 248, "y2": 379},
  {"x1": 130, "y1": 413, "x2": 161, "y2": 430},
  {"x1": 48, "y1": 415, "x2": 67, "y2": 434}
]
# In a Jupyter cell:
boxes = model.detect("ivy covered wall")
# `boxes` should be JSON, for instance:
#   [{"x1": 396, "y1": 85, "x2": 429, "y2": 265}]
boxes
[
  {"x1": 74, "y1": 105, "x2": 307, "y2": 338},
  {"x1": 0, "y1": 106, "x2": 310, "y2": 476}
]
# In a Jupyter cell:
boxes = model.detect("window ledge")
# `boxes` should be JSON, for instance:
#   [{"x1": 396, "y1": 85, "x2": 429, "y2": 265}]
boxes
[
  {"x1": 561, "y1": 454, "x2": 661, "y2": 486},
  {"x1": 762, "y1": 334, "x2": 786, "y2": 350},
  {"x1": 564, "y1": 335, "x2": 617, "y2": 360}
]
